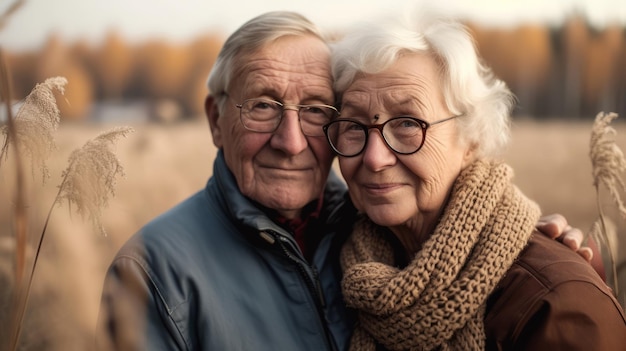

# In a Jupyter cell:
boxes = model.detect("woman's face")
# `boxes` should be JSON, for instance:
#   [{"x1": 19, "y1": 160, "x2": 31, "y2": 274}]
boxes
[{"x1": 338, "y1": 53, "x2": 474, "y2": 234}]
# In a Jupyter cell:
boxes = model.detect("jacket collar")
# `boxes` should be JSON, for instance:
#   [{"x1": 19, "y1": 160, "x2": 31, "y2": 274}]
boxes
[{"x1": 210, "y1": 149, "x2": 349, "y2": 240}]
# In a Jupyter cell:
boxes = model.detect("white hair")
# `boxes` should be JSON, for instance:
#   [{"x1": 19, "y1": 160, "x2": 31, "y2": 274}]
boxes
[
  {"x1": 207, "y1": 11, "x2": 326, "y2": 109},
  {"x1": 331, "y1": 10, "x2": 515, "y2": 158}
]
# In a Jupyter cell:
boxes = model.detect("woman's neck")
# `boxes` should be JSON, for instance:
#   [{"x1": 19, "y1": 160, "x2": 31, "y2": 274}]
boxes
[{"x1": 389, "y1": 218, "x2": 437, "y2": 259}]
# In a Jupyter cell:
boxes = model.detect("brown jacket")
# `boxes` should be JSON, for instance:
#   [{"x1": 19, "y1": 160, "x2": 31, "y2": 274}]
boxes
[{"x1": 485, "y1": 233, "x2": 626, "y2": 350}]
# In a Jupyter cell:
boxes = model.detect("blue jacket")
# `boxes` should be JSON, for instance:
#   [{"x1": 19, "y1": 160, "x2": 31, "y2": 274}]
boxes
[{"x1": 97, "y1": 150, "x2": 356, "y2": 350}]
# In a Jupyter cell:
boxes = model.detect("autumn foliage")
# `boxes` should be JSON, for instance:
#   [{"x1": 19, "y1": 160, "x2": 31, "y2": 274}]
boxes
[
  {"x1": 468, "y1": 17, "x2": 625, "y2": 119},
  {"x1": 4, "y1": 16, "x2": 626, "y2": 122}
]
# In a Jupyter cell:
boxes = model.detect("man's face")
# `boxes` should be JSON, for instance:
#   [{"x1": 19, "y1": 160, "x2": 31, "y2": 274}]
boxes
[{"x1": 209, "y1": 35, "x2": 336, "y2": 219}]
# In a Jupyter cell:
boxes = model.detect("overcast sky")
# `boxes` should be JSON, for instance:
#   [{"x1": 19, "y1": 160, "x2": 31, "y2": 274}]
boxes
[{"x1": 0, "y1": 0, "x2": 625, "y2": 51}]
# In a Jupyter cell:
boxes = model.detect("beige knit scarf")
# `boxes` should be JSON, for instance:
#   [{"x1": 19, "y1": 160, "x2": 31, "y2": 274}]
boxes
[{"x1": 341, "y1": 160, "x2": 541, "y2": 351}]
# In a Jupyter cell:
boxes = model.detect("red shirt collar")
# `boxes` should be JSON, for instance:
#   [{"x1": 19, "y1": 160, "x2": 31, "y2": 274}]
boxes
[{"x1": 274, "y1": 194, "x2": 324, "y2": 260}]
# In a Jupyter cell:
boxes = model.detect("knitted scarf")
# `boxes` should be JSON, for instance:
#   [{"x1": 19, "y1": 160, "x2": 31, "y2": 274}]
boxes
[{"x1": 340, "y1": 160, "x2": 541, "y2": 351}]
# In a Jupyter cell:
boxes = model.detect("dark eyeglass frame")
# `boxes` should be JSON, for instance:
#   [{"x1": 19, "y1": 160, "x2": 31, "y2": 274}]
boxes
[
  {"x1": 322, "y1": 114, "x2": 461, "y2": 157},
  {"x1": 235, "y1": 98, "x2": 339, "y2": 137}
]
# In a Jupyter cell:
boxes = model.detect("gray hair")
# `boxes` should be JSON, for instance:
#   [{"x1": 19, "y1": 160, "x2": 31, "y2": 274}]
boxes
[
  {"x1": 331, "y1": 11, "x2": 515, "y2": 158},
  {"x1": 207, "y1": 11, "x2": 326, "y2": 108}
]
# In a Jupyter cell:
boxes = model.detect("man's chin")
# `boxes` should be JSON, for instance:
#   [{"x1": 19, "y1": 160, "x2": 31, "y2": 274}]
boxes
[{"x1": 261, "y1": 193, "x2": 316, "y2": 218}]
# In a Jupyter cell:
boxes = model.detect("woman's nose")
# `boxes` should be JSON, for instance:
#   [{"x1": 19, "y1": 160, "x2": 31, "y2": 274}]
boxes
[{"x1": 362, "y1": 130, "x2": 396, "y2": 170}]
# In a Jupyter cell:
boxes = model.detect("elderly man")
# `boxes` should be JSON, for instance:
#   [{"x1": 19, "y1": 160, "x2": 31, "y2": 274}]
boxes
[{"x1": 97, "y1": 11, "x2": 592, "y2": 351}]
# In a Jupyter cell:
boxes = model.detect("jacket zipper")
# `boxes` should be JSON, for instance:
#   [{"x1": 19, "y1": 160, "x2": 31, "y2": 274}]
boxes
[
  {"x1": 267, "y1": 231, "x2": 337, "y2": 351},
  {"x1": 276, "y1": 236, "x2": 327, "y2": 308}
]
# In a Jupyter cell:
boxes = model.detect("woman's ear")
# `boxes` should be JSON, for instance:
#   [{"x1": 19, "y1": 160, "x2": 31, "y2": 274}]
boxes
[
  {"x1": 462, "y1": 142, "x2": 478, "y2": 167},
  {"x1": 205, "y1": 95, "x2": 223, "y2": 148}
]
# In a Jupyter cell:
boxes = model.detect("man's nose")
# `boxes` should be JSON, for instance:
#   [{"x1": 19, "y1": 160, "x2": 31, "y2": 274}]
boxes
[{"x1": 270, "y1": 109, "x2": 308, "y2": 155}]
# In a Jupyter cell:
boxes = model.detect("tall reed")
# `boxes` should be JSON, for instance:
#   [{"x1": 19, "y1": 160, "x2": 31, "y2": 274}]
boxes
[
  {"x1": 2, "y1": 108, "x2": 133, "y2": 350},
  {"x1": 1, "y1": 67, "x2": 133, "y2": 351},
  {"x1": 589, "y1": 111, "x2": 626, "y2": 299}
]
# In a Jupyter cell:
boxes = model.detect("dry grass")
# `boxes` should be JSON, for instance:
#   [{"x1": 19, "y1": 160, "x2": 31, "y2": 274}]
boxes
[
  {"x1": 0, "y1": 118, "x2": 624, "y2": 349},
  {"x1": 506, "y1": 118, "x2": 626, "y2": 305},
  {"x1": 1, "y1": 75, "x2": 67, "y2": 351},
  {"x1": 588, "y1": 112, "x2": 626, "y2": 296},
  {"x1": 0, "y1": 77, "x2": 66, "y2": 182},
  {"x1": 55, "y1": 126, "x2": 134, "y2": 236}
]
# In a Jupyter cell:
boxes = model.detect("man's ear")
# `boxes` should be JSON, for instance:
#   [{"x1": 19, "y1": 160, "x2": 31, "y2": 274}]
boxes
[{"x1": 205, "y1": 95, "x2": 223, "y2": 148}]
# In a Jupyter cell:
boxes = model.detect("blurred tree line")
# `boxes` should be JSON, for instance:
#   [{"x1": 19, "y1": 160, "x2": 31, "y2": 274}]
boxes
[
  {"x1": 468, "y1": 16, "x2": 625, "y2": 119},
  {"x1": 6, "y1": 31, "x2": 223, "y2": 121},
  {"x1": 4, "y1": 15, "x2": 626, "y2": 122}
]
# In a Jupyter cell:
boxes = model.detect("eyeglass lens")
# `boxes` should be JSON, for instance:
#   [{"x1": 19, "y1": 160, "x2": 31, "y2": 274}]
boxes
[
  {"x1": 324, "y1": 117, "x2": 426, "y2": 156},
  {"x1": 240, "y1": 99, "x2": 335, "y2": 136}
]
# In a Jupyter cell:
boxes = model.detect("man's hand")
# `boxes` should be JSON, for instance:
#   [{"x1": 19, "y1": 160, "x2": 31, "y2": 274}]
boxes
[{"x1": 535, "y1": 213, "x2": 593, "y2": 262}]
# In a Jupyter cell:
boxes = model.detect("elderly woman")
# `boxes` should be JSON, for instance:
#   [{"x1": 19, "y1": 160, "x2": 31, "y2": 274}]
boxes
[{"x1": 323, "y1": 12, "x2": 626, "y2": 351}]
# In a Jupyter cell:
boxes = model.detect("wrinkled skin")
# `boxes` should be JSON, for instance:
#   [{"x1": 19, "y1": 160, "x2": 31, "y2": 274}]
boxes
[{"x1": 206, "y1": 35, "x2": 336, "y2": 220}]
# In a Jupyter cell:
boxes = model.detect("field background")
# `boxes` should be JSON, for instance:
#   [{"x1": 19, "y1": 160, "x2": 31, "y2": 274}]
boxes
[
  {"x1": 0, "y1": 1, "x2": 625, "y2": 348},
  {"x1": 0, "y1": 117, "x2": 625, "y2": 350}
]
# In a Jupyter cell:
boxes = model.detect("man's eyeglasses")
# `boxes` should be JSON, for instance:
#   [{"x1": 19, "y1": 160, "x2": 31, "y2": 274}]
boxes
[
  {"x1": 236, "y1": 98, "x2": 339, "y2": 137},
  {"x1": 322, "y1": 115, "x2": 460, "y2": 157}
]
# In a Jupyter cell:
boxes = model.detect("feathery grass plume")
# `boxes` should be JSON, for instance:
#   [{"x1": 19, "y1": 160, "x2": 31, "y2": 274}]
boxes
[
  {"x1": 589, "y1": 111, "x2": 625, "y2": 297},
  {"x1": 9, "y1": 126, "x2": 133, "y2": 350},
  {"x1": 1, "y1": 77, "x2": 67, "y2": 182},
  {"x1": 55, "y1": 126, "x2": 134, "y2": 236}
]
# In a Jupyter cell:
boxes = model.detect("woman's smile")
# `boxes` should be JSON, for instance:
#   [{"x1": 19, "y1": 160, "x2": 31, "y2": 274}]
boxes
[{"x1": 361, "y1": 182, "x2": 404, "y2": 195}]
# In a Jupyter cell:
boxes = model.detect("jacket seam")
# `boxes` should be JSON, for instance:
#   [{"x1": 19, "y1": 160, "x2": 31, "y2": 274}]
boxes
[
  {"x1": 113, "y1": 254, "x2": 191, "y2": 350},
  {"x1": 510, "y1": 260, "x2": 626, "y2": 338}
]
